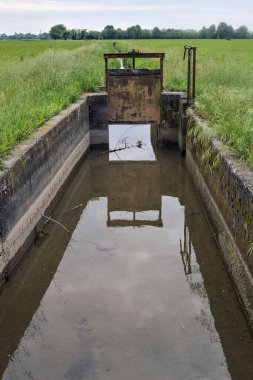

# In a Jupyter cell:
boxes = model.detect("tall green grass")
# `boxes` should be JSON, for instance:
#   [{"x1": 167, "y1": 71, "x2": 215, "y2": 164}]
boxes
[
  {"x1": 0, "y1": 40, "x2": 252, "y2": 166},
  {"x1": 0, "y1": 41, "x2": 112, "y2": 159},
  {"x1": 119, "y1": 40, "x2": 253, "y2": 166}
]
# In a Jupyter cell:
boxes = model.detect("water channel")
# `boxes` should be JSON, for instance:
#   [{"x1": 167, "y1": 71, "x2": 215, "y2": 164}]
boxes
[{"x1": 0, "y1": 125, "x2": 253, "y2": 380}]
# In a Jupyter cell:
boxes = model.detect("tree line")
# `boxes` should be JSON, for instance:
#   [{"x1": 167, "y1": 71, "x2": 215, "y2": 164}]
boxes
[{"x1": 1, "y1": 22, "x2": 252, "y2": 41}]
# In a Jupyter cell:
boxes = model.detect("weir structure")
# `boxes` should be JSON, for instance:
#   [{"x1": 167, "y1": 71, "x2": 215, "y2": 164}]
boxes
[
  {"x1": 100, "y1": 49, "x2": 197, "y2": 149},
  {"x1": 104, "y1": 51, "x2": 164, "y2": 124}
]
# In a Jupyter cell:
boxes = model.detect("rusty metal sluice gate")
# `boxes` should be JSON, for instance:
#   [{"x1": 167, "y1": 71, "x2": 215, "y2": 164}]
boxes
[
  {"x1": 104, "y1": 47, "x2": 197, "y2": 124},
  {"x1": 104, "y1": 51, "x2": 164, "y2": 124}
]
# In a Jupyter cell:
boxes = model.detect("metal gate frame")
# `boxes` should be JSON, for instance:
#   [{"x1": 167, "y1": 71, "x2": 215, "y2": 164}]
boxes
[{"x1": 104, "y1": 51, "x2": 165, "y2": 124}]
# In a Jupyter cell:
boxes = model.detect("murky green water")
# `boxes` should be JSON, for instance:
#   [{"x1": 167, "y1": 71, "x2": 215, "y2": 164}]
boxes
[{"x1": 0, "y1": 126, "x2": 253, "y2": 380}]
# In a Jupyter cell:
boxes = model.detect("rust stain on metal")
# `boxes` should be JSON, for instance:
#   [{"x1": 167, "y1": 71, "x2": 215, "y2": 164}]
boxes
[
  {"x1": 104, "y1": 51, "x2": 164, "y2": 124},
  {"x1": 108, "y1": 70, "x2": 161, "y2": 123}
]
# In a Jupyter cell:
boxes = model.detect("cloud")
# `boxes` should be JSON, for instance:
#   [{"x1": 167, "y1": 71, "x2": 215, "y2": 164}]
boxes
[
  {"x1": 0, "y1": 0, "x2": 250, "y2": 14},
  {"x1": 0, "y1": 0, "x2": 252, "y2": 34},
  {"x1": 0, "y1": 1, "x2": 157, "y2": 12}
]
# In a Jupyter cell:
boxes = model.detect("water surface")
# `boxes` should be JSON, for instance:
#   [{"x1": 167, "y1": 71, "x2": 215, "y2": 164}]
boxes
[{"x1": 0, "y1": 126, "x2": 253, "y2": 380}]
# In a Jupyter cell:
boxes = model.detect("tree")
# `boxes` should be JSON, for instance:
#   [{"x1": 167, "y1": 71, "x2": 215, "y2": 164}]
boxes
[
  {"x1": 102, "y1": 25, "x2": 117, "y2": 39},
  {"x1": 142, "y1": 29, "x2": 151, "y2": 39},
  {"x1": 80, "y1": 29, "x2": 87, "y2": 40},
  {"x1": 49, "y1": 24, "x2": 67, "y2": 40},
  {"x1": 41, "y1": 32, "x2": 49, "y2": 40},
  {"x1": 199, "y1": 26, "x2": 208, "y2": 39},
  {"x1": 217, "y1": 22, "x2": 234, "y2": 39},
  {"x1": 62, "y1": 30, "x2": 70, "y2": 40},
  {"x1": 152, "y1": 27, "x2": 161, "y2": 39},
  {"x1": 206, "y1": 24, "x2": 216, "y2": 39},
  {"x1": 126, "y1": 25, "x2": 142, "y2": 39},
  {"x1": 69, "y1": 29, "x2": 77, "y2": 40},
  {"x1": 235, "y1": 25, "x2": 249, "y2": 39},
  {"x1": 116, "y1": 28, "x2": 124, "y2": 39},
  {"x1": 86, "y1": 30, "x2": 101, "y2": 40}
]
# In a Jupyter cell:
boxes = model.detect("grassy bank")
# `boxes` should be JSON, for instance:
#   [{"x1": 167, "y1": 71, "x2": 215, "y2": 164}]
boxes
[
  {"x1": 0, "y1": 41, "x2": 113, "y2": 159},
  {"x1": 119, "y1": 40, "x2": 253, "y2": 166}
]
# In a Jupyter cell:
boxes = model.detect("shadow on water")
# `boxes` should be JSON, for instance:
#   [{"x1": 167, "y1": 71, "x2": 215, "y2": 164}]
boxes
[{"x1": 0, "y1": 125, "x2": 253, "y2": 379}]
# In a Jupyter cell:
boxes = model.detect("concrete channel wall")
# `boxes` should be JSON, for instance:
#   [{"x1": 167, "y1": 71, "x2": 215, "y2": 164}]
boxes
[
  {"x1": 186, "y1": 110, "x2": 253, "y2": 328},
  {"x1": 0, "y1": 96, "x2": 91, "y2": 284}
]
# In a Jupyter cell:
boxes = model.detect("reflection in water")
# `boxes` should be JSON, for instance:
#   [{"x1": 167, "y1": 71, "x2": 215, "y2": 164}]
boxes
[
  {"x1": 0, "y1": 125, "x2": 253, "y2": 380},
  {"x1": 179, "y1": 224, "x2": 221, "y2": 347},
  {"x1": 109, "y1": 124, "x2": 156, "y2": 161},
  {"x1": 180, "y1": 224, "x2": 192, "y2": 275},
  {"x1": 107, "y1": 161, "x2": 162, "y2": 228}
]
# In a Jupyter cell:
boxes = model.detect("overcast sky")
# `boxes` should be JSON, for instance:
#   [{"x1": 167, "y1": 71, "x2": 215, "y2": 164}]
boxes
[{"x1": 0, "y1": 0, "x2": 252, "y2": 34}]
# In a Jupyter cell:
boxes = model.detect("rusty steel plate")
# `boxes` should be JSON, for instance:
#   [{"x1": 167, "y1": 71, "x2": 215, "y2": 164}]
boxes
[{"x1": 107, "y1": 69, "x2": 161, "y2": 123}]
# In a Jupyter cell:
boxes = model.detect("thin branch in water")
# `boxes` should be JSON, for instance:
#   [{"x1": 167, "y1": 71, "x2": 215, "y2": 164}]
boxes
[
  {"x1": 42, "y1": 215, "x2": 70, "y2": 234},
  {"x1": 64, "y1": 204, "x2": 83, "y2": 213},
  {"x1": 113, "y1": 126, "x2": 136, "y2": 150},
  {"x1": 109, "y1": 146, "x2": 132, "y2": 153}
]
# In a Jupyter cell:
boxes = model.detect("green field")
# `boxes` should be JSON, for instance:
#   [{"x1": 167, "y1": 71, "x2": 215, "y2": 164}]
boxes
[
  {"x1": 0, "y1": 39, "x2": 252, "y2": 165},
  {"x1": 0, "y1": 40, "x2": 92, "y2": 62}
]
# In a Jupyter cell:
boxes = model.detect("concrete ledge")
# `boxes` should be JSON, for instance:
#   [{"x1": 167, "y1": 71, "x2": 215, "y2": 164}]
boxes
[
  {"x1": 186, "y1": 110, "x2": 253, "y2": 327},
  {"x1": 88, "y1": 93, "x2": 108, "y2": 148},
  {"x1": 159, "y1": 92, "x2": 187, "y2": 148},
  {"x1": 0, "y1": 97, "x2": 90, "y2": 282}
]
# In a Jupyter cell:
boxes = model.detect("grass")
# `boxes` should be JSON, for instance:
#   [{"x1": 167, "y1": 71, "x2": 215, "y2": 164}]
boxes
[
  {"x1": 0, "y1": 40, "x2": 92, "y2": 62},
  {"x1": 0, "y1": 39, "x2": 252, "y2": 166},
  {"x1": 0, "y1": 41, "x2": 115, "y2": 159},
  {"x1": 118, "y1": 39, "x2": 253, "y2": 166}
]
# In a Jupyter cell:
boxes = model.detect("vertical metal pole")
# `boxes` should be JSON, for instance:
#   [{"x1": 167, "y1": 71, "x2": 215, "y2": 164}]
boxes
[
  {"x1": 160, "y1": 57, "x2": 164, "y2": 91},
  {"x1": 105, "y1": 58, "x2": 108, "y2": 92},
  {"x1": 192, "y1": 48, "x2": 197, "y2": 102},
  {"x1": 187, "y1": 49, "x2": 191, "y2": 105}
]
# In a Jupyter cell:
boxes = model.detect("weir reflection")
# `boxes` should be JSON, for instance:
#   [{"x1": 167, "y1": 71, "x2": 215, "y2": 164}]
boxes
[{"x1": 107, "y1": 161, "x2": 162, "y2": 228}]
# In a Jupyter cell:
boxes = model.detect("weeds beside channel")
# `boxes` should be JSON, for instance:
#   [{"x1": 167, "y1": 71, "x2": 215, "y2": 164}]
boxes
[{"x1": 0, "y1": 41, "x2": 114, "y2": 160}]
